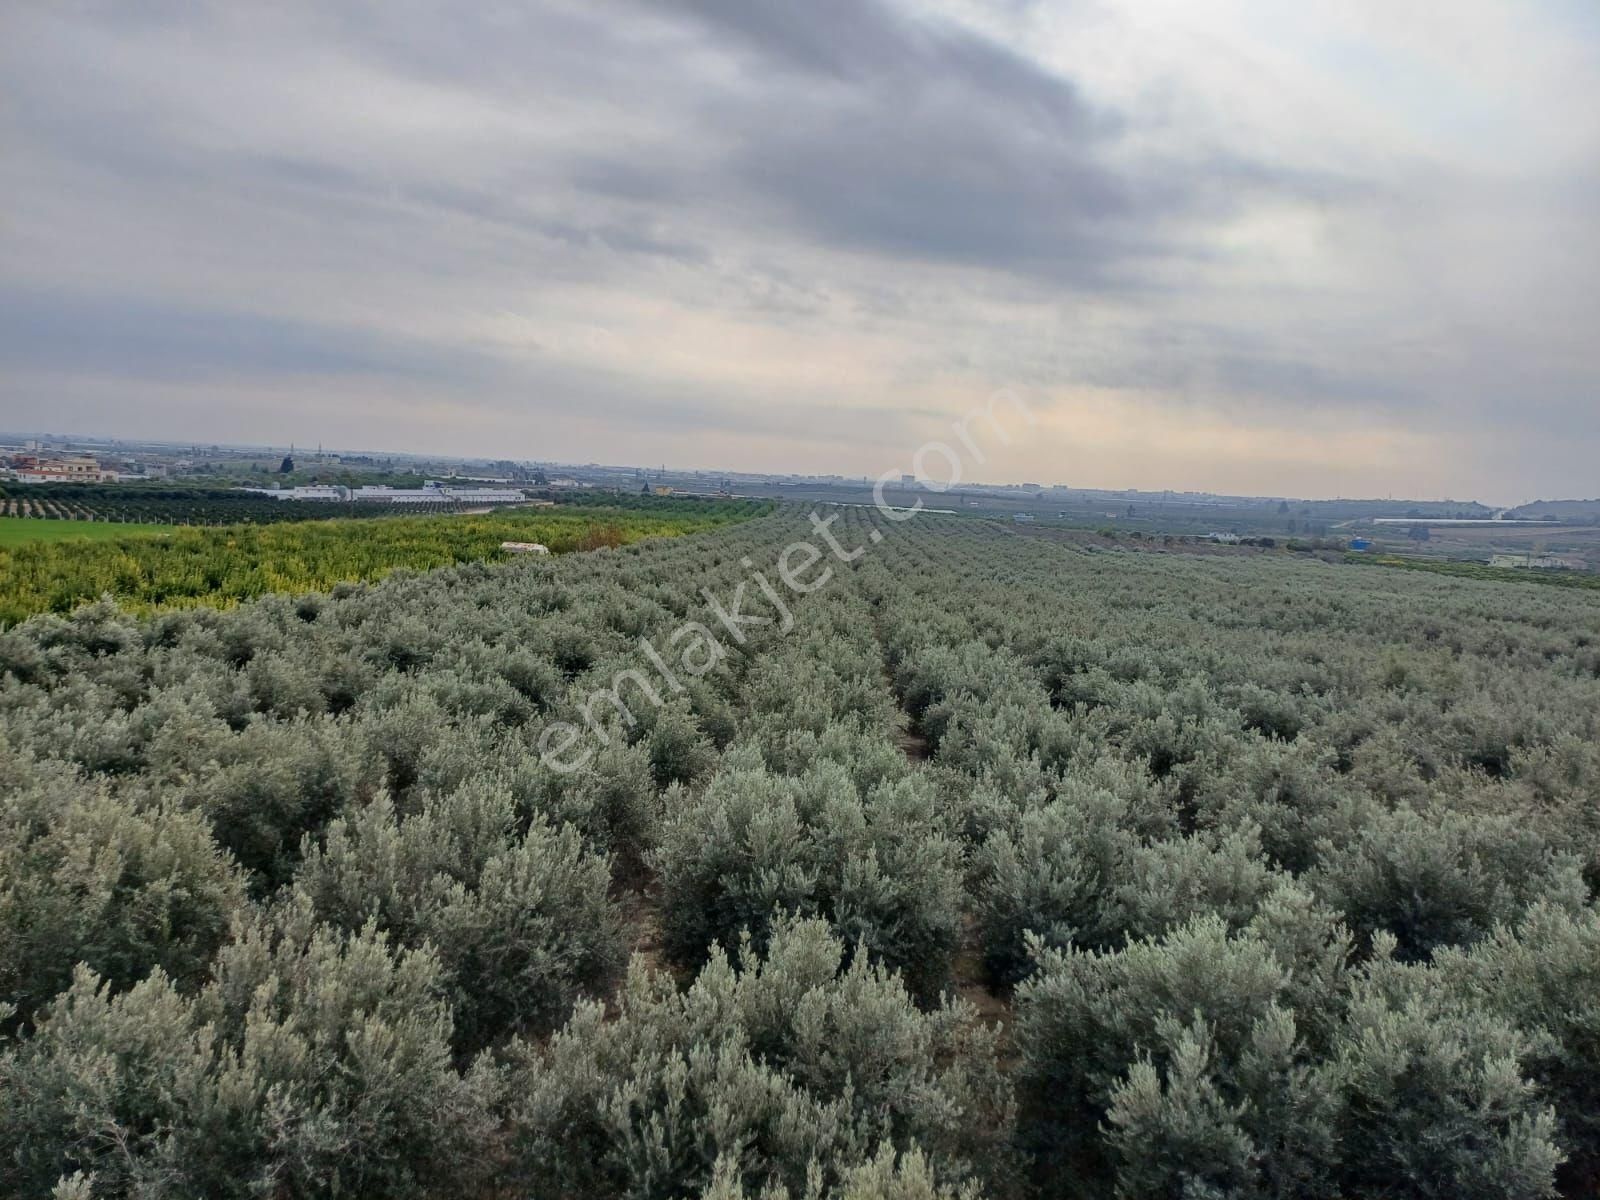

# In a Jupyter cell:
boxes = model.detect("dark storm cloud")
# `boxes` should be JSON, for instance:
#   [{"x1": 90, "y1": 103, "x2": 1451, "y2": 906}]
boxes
[
  {"x1": 0, "y1": 0, "x2": 1280, "y2": 296},
  {"x1": 237, "y1": 0, "x2": 1269, "y2": 290},
  {"x1": 644, "y1": 0, "x2": 1165, "y2": 283},
  {"x1": 660, "y1": 0, "x2": 1090, "y2": 117}
]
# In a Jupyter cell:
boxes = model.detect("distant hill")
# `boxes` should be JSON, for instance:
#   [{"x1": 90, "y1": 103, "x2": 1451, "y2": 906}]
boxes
[{"x1": 1508, "y1": 499, "x2": 1600, "y2": 523}]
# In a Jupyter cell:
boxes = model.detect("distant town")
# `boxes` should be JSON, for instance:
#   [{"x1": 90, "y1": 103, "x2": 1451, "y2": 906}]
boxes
[{"x1": 3, "y1": 430, "x2": 1596, "y2": 572}]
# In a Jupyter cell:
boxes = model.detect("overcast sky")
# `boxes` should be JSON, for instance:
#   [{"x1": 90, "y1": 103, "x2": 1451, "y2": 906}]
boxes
[{"x1": 3, "y1": 1, "x2": 1597, "y2": 501}]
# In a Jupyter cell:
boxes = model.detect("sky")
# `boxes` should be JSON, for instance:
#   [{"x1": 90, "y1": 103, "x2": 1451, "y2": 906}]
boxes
[{"x1": 2, "y1": 1, "x2": 1597, "y2": 503}]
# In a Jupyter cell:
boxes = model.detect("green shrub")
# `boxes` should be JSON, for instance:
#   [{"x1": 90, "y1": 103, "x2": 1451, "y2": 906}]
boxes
[
  {"x1": 1433, "y1": 903, "x2": 1600, "y2": 1179},
  {"x1": 0, "y1": 764, "x2": 244, "y2": 1027},
  {"x1": 571, "y1": 738, "x2": 665, "y2": 874},
  {"x1": 1104, "y1": 1013, "x2": 1338, "y2": 1200},
  {"x1": 1190, "y1": 741, "x2": 1358, "y2": 874},
  {"x1": 1308, "y1": 804, "x2": 1588, "y2": 961},
  {"x1": 699, "y1": 1142, "x2": 984, "y2": 1199},
  {"x1": 1013, "y1": 914, "x2": 1319, "y2": 1184},
  {"x1": 0, "y1": 909, "x2": 495, "y2": 1199},
  {"x1": 294, "y1": 783, "x2": 624, "y2": 1052},
  {"x1": 502, "y1": 916, "x2": 1011, "y2": 1199},
  {"x1": 175, "y1": 715, "x2": 380, "y2": 889},
  {"x1": 973, "y1": 785, "x2": 1281, "y2": 985},
  {"x1": 1327, "y1": 960, "x2": 1562, "y2": 1199},
  {"x1": 1016, "y1": 910, "x2": 1559, "y2": 1198},
  {"x1": 654, "y1": 758, "x2": 962, "y2": 1002},
  {"x1": 649, "y1": 703, "x2": 718, "y2": 788}
]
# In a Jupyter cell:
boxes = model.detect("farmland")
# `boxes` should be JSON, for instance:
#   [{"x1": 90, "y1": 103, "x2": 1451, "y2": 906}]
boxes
[
  {"x1": 0, "y1": 482, "x2": 501, "y2": 526},
  {"x1": 2, "y1": 506, "x2": 1598, "y2": 1198},
  {"x1": 0, "y1": 515, "x2": 174, "y2": 547},
  {"x1": 0, "y1": 499, "x2": 761, "y2": 627},
  {"x1": 1355, "y1": 551, "x2": 1600, "y2": 591}
]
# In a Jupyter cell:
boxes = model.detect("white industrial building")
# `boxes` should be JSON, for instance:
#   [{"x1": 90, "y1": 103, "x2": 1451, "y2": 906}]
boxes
[
  {"x1": 242, "y1": 483, "x2": 527, "y2": 505},
  {"x1": 351, "y1": 484, "x2": 527, "y2": 504},
  {"x1": 441, "y1": 487, "x2": 527, "y2": 503},
  {"x1": 349, "y1": 486, "x2": 443, "y2": 504},
  {"x1": 241, "y1": 485, "x2": 349, "y2": 501}
]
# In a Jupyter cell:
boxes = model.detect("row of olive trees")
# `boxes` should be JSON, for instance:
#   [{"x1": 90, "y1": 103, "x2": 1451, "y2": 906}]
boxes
[
  {"x1": 2, "y1": 506, "x2": 1599, "y2": 1196},
  {"x1": 858, "y1": 518, "x2": 1600, "y2": 1194}
]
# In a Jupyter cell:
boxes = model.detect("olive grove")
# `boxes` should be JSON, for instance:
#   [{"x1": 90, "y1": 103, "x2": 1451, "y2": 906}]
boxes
[{"x1": 3, "y1": 506, "x2": 1600, "y2": 1198}]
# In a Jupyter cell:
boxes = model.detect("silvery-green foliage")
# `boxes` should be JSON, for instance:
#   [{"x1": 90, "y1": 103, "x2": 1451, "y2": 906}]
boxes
[
  {"x1": 0, "y1": 906, "x2": 495, "y2": 1199},
  {"x1": 1189, "y1": 740, "x2": 1360, "y2": 874},
  {"x1": 753, "y1": 720, "x2": 915, "y2": 796},
  {"x1": 1104, "y1": 1013, "x2": 1338, "y2": 1200},
  {"x1": 572, "y1": 737, "x2": 667, "y2": 871},
  {"x1": 293, "y1": 782, "x2": 624, "y2": 1052},
  {"x1": 1431, "y1": 903, "x2": 1600, "y2": 1176},
  {"x1": 648, "y1": 701, "x2": 717, "y2": 788},
  {"x1": 2, "y1": 503, "x2": 1600, "y2": 1197},
  {"x1": 1013, "y1": 888, "x2": 1354, "y2": 1191},
  {"x1": 0, "y1": 965, "x2": 213, "y2": 1198},
  {"x1": 0, "y1": 752, "x2": 245, "y2": 1027},
  {"x1": 502, "y1": 916, "x2": 1011, "y2": 1200},
  {"x1": 1307, "y1": 803, "x2": 1588, "y2": 961},
  {"x1": 1013, "y1": 914, "x2": 1320, "y2": 1183},
  {"x1": 972, "y1": 783, "x2": 1283, "y2": 984},
  {"x1": 698, "y1": 1141, "x2": 984, "y2": 1200},
  {"x1": 1103, "y1": 826, "x2": 1282, "y2": 952},
  {"x1": 160, "y1": 714, "x2": 380, "y2": 890},
  {"x1": 1325, "y1": 955, "x2": 1562, "y2": 1200},
  {"x1": 971, "y1": 793, "x2": 1125, "y2": 985},
  {"x1": 654, "y1": 757, "x2": 963, "y2": 1001},
  {"x1": 49, "y1": 1173, "x2": 94, "y2": 1200}
]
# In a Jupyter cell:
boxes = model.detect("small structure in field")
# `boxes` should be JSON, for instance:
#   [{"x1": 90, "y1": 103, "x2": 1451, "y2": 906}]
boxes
[
  {"x1": 500, "y1": 541, "x2": 550, "y2": 555},
  {"x1": 1490, "y1": 553, "x2": 1583, "y2": 571}
]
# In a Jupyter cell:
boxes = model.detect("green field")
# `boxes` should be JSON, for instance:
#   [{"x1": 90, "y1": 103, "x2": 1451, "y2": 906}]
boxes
[
  {"x1": 0, "y1": 516, "x2": 174, "y2": 546},
  {"x1": 1352, "y1": 551, "x2": 1600, "y2": 590},
  {"x1": 0, "y1": 501, "x2": 761, "y2": 626}
]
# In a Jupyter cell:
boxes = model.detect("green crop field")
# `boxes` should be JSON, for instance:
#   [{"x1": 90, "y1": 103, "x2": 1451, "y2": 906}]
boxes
[
  {"x1": 0, "y1": 500, "x2": 763, "y2": 626},
  {"x1": 0, "y1": 515, "x2": 175, "y2": 547},
  {"x1": 1352, "y1": 551, "x2": 1600, "y2": 590}
]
